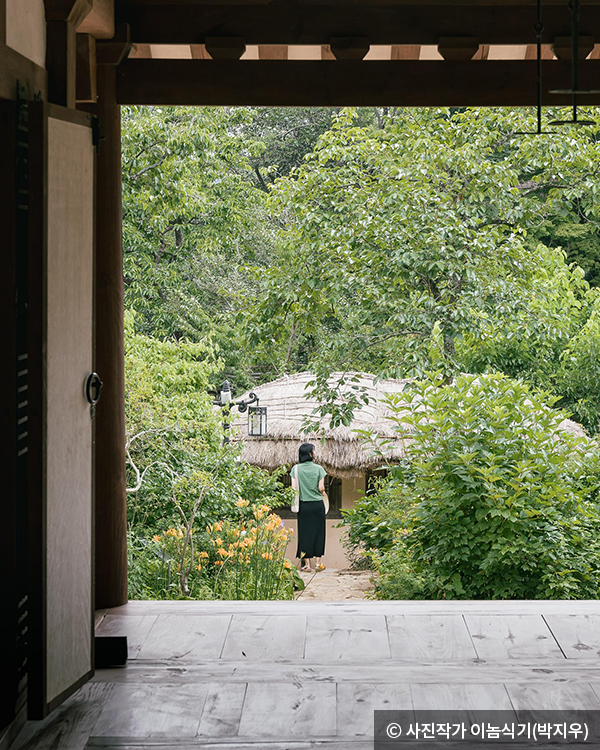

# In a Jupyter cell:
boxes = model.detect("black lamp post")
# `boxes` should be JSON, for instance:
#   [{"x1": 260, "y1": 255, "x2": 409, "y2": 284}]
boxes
[{"x1": 214, "y1": 380, "x2": 267, "y2": 444}]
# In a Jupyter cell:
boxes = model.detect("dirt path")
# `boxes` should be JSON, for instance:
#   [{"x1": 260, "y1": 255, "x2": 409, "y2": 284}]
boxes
[{"x1": 295, "y1": 568, "x2": 375, "y2": 600}]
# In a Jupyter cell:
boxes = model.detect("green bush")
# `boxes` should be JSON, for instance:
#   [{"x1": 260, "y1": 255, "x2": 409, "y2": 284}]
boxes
[{"x1": 363, "y1": 372, "x2": 600, "y2": 600}]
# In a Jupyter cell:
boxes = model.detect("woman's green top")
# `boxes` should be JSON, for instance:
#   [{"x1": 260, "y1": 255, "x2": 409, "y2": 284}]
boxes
[{"x1": 291, "y1": 462, "x2": 327, "y2": 502}]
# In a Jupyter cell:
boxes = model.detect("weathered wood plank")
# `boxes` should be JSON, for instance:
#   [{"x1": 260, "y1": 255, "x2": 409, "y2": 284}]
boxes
[
  {"x1": 220, "y1": 614, "x2": 306, "y2": 661},
  {"x1": 238, "y1": 683, "x2": 337, "y2": 738},
  {"x1": 336, "y1": 684, "x2": 412, "y2": 737},
  {"x1": 464, "y1": 615, "x2": 564, "y2": 660},
  {"x1": 305, "y1": 615, "x2": 390, "y2": 661},
  {"x1": 14, "y1": 682, "x2": 115, "y2": 750},
  {"x1": 506, "y1": 682, "x2": 600, "y2": 710},
  {"x1": 92, "y1": 659, "x2": 600, "y2": 685},
  {"x1": 106, "y1": 600, "x2": 600, "y2": 617},
  {"x1": 87, "y1": 742, "x2": 372, "y2": 749},
  {"x1": 96, "y1": 616, "x2": 158, "y2": 659},
  {"x1": 410, "y1": 683, "x2": 513, "y2": 710},
  {"x1": 544, "y1": 615, "x2": 600, "y2": 659},
  {"x1": 197, "y1": 684, "x2": 247, "y2": 738},
  {"x1": 92, "y1": 684, "x2": 208, "y2": 737},
  {"x1": 95, "y1": 610, "x2": 108, "y2": 629},
  {"x1": 387, "y1": 615, "x2": 477, "y2": 660},
  {"x1": 136, "y1": 615, "x2": 232, "y2": 661}
]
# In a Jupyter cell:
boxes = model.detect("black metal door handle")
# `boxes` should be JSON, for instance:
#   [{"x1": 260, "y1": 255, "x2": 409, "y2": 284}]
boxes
[{"x1": 85, "y1": 372, "x2": 103, "y2": 405}]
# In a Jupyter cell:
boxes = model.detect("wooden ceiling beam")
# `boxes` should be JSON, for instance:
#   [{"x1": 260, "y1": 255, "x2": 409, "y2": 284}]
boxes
[
  {"x1": 117, "y1": 59, "x2": 600, "y2": 106},
  {"x1": 437, "y1": 36, "x2": 480, "y2": 59},
  {"x1": 552, "y1": 35, "x2": 596, "y2": 58},
  {"x1": 77, "y1": 0, "x2": 115, "y2": 39},
  {"x1": 117, "y1": 5, "x2": 600, "y2": 46},
  {"x1": 391, "y1": 45, "x2": 421, "y2": 59},
  {"x1": 205, "y1": 36, "x2": 246, "y2": 59},
  {"x1": 76, "y1": 33, "x2": 97, "y2": 101},
  {"x1": 329, "y1": 37, "x2": 370, "y2": 60}
]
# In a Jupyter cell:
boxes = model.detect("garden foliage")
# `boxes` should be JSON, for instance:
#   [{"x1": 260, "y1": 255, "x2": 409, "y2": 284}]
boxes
[
  {"x1": 121, "y1": 105, "x2": 600, "y2": 600},
  {"x1": 350, "y1": 373, "x2": 600, "y2": 600}
]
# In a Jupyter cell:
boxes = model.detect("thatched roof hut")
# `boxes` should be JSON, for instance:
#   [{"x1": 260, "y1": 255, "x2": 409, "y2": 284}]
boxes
[
  {"x1": 229, "y1": 371, "x2": 586, "y2": 479},
  {"x1": 229, "y1": 371, "x2": 414, "y2": 478}
]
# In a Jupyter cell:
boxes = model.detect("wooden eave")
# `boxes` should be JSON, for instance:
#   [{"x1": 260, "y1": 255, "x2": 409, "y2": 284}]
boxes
[{"x1": 107, "y1": 1, "x2": 600, "y2": 106}]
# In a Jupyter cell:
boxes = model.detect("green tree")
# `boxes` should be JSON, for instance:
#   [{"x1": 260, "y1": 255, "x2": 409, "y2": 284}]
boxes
[{"x1": 247, "y1": 107, "x2": 600, "y2": 420}]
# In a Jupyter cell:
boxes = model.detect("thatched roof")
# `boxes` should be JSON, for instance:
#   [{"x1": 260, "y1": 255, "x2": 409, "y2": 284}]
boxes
[
  {"x1": 229, "y1": 372, "x2": 412, "y2": 478},
  {"x1": 229, "y1": 371, "x2": 586, "y2": 479}
]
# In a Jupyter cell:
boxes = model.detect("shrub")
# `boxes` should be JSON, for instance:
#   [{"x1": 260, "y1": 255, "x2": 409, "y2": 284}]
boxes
[{"x1": 365, "y1": 372, "x2": 600, "y2": 599}]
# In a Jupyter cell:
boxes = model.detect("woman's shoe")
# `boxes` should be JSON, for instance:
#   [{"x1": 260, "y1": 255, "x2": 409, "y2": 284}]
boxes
[{"x1": 301, "y1": 565, "x2": 312, "y2": 572}]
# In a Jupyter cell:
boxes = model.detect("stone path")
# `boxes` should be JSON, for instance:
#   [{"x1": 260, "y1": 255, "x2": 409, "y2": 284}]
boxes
[{"x1": 296, "y1": 568, "x2": 374, "y2": 600}]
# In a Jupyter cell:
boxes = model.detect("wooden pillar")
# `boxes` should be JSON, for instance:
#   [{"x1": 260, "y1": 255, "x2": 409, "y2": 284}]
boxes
[
  {"x1": 93, "y1": 62, "x2": 128, "y2": 608},
  {"x1": 44, "y1": 0, "x2": 92, "y2": 107}
]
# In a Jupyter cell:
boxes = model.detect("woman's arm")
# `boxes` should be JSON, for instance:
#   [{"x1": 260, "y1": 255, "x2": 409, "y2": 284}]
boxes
[
  {"x1": 291, "y1": 465, "x2": 299, "y2": 492},
  {"x1": 318, "y1": 478, "x2": 325, "y2": 493}
]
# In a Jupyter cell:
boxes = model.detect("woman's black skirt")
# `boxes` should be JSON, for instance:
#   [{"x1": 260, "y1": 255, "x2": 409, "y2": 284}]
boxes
[{"x1": 296, "y1": 499, "x2": 326, "y2": 559}]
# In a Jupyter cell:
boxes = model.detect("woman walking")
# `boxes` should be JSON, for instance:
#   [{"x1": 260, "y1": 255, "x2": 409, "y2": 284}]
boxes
[{"x1": 290, "y1": 443, "x2": 328, "y2": 572}]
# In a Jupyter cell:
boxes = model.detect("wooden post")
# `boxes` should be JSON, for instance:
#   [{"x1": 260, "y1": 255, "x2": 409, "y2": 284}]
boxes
[
  {"x1": 93, "y1": 62, "x2": 128, "y2": 608},
  {"x1": 44, "y1": 0, "x2": 92, "y2": 107}
]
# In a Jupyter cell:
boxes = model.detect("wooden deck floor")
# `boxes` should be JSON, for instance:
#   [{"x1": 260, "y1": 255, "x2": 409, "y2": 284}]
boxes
[{"x1": 14, "y1": 600, "x2": 600, "y2": 750}]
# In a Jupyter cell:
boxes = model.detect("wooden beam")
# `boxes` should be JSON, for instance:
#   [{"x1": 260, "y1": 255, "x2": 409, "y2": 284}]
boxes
[
  {"x1": 525, "y1": 43, "x2": 555, "y2": 58},
  {"x1": 391, "y1": 45, "x2": 421, "y2": 59},
  {"x1": 46, "y1": 20, "x2": 77, "y2": 107},
  {"x1": 129, "y1": 43, "x2": 152, "y2": 58},
  {"x1": 117, "y1": 59, "x2": 600, "y2": 106},
  {"x1": 96, "y1": 22, "x2": 131, "y2": 65},
  {"x1": 76, "y1": 33, "x2": 97, "y2": 102},
  {"x1": 204, "y1": 36, "x2": 246, "y2": 60},
  {"x1": 190, "y1": 44, "x2": 210, "y2": 59},
  {"x1": 329, "y1": 37, "x2": 370, "y2": 60},
  {"x1": 117, "y1": 4, "x2": 600, "y2": 46},
  {"x1": 552, "y1": 35, "x2": 596, "y2": 58},
  {"x1": 45, "y1": 0, "x2": 93, "y2": 27},
  {"x1": 437, "y1": 36, "x2": 480, "y2": 59},
  {"x1": 78, "y1": 0, "x2": 115, "y2": 39},
  {"x1": 0, "y1": 43, "x2": 48, "y2": 101},
  {"x1": 258, "y1": 45, "x2": 288, "y2": 60},
  {"x1": 473, "y1": 45, "x2": 491, "y2": 59},
  {"x1": 45, "y1": 0, "x2": 93, "y2": 106}
]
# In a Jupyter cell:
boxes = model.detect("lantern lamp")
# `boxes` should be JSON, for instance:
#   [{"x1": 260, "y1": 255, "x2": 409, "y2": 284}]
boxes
[{"x1": 248, "y1": 405, "x2": 267, "y2": 437}]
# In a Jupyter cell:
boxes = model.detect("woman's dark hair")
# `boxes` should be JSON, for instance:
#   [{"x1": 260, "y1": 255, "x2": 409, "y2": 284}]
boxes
[{"x1": 299, "y1": 443, "x2": 315, "y2": 463}]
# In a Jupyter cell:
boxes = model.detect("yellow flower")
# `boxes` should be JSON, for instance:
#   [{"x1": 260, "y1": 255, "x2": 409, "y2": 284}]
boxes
[
  {"x1": 198, "y1": 551, "x2": 209, "y2": 559},
  {"x1": 214, "y1": 522, "x2": 223, "y2": 532},
  {"x1": 283, "y1": 559, "x2": 292, "y2": 569},
  {"x1": 215, "y1": 537, "x2": 223, "y2": 547},
  {"x1": 214, "y1": 560, "x2": 224, "y2": 566},
  {"x1": 197, "y1": 563, "x2": 202, "y2": 572},
  {"x1": 217, "y1": 547, "x2": 229, "y2": 557},
  {"x1": 152, "y1": 535, "x2": 161, "y2": 542},
  {"x1": 261, "y1": 552, "x2": 273, "y2": 560},
  {"x1": 235, "y1": 498, "x2": 249, "y2": 508}
]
